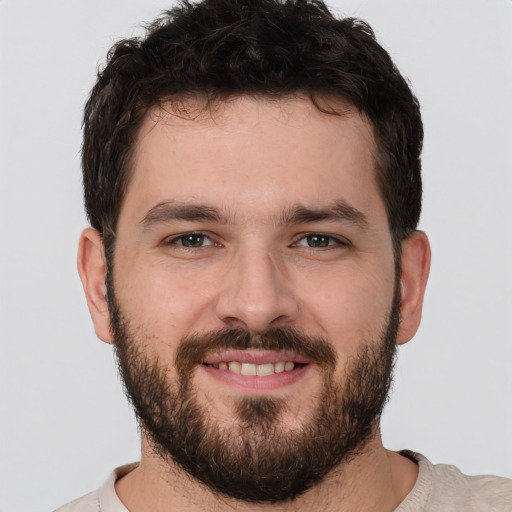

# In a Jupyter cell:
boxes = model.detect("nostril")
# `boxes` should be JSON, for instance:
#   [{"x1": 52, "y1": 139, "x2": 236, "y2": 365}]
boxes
[{"x1": 214, "y1": 273, "x2": 300, "y2": 333}]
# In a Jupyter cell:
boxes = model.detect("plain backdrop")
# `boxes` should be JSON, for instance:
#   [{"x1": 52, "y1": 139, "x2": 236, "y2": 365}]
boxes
[{"x1": 0, "y1": 1, "x2": 511, "y2": 510}]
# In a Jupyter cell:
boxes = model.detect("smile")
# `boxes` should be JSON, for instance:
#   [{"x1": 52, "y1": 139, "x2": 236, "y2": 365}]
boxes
[
  {"x1": 204, "y1": 361, "x2": 299, "y2": 376},
  {"x1": 201, "y1": 350, "x2": 311, "y2": 391}
]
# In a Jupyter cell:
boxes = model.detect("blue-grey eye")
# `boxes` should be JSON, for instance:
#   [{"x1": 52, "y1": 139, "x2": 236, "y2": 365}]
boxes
[
  {"x1": 306, "y1": 234, "x2": 330, "y2": 247},
  {"x1": 179, "y1": 233, "x2": 210, "y2": 247}
]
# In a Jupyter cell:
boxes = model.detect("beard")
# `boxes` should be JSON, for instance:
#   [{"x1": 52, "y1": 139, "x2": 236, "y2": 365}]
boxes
[{"x1": 109, "y1": 288, "x2": 399, "y2": 503}]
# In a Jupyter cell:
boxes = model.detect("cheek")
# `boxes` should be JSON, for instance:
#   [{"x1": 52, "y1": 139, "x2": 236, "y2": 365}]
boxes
[
  {"x1": 298, "y1": 262, "x2": 395, "y2": 351},
  {"x1": 113, "y1": 257, "x2": 217, "y2": 342}
]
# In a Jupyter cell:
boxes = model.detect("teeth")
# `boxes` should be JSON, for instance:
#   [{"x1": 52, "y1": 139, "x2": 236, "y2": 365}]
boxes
[
  {"x1": 274, "y1": 362, "x2": 285, "y2": 373},
  {"x1": 241, "y1": 363, "x2": 257, "y2": 376},
  {"x1": 213, "y1": 361, "x2": 297, "y2": 376},
  {"x1": 228, "y1": 361, "x2": 242, "y2": 374},
  {"x1": 284, "y1": 362, "x2": 295, "y2": 372},
  {"x1": 256, "y1": 363, "x2": 275, "y2": 376}
]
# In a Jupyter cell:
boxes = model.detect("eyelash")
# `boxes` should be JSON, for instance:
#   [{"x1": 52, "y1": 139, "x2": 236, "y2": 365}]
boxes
[
  {"x1": 165, "y1": 232, "x2": 215, "y2": 248},
  {"x1": 164, "y1": 232, "x2": 349, "y2": 250},
  {"x1": 292, "y1": 233, "x2": 349, "y2": 249}
]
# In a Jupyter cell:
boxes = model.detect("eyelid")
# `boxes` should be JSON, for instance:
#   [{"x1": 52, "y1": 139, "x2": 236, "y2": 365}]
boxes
[
  {"x1": 292, "y1": 232, "x2": 350, "y2": 248},
  {"x1": 164, "y1": 231, "x2": 216, "y2": 247},
  {"x1": 161, "y1": 231, "x2": 349, "y2": 249}
]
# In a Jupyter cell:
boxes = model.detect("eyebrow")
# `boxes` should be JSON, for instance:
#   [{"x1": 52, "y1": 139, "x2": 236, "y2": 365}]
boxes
[
  {"x1": 279, "y1": 201, "x2": 368, "y2": 229},
  {"x1": 140, "y1": 199, "x2": 368, "y2": 230},
  {"x1": 140, "y1": 201, "x2": 227, "y2": 228}
]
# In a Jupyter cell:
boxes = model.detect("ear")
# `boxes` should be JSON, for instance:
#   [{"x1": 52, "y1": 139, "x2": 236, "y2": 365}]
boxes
[
  {"x1": 77, "y1": 228, "x2": 113, "y2": 344},
  {"x1": 396, "y1": 230, "x2": 431, "y2": 345}
]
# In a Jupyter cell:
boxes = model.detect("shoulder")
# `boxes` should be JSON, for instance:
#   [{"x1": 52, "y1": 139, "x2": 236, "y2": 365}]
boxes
[
  {"x1": 429, "y1": 457, "x2": 512, "y2": 511},
  {"x1": 53, "y1": 490, "x2": 100, "y2": 512},
  {"x1": 398, "y1": 451, "x2": 512, "y2": 512},
  {"x1": 53, "y1": 463, "x2": 137, "y2": 512}
]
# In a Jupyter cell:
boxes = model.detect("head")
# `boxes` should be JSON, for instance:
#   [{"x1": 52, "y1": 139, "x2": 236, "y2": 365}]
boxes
[
  {"x1": 82, "y1": 0, "x2": 423, "y2": 262},
  {"x1": 78, "y1": 0, "x2": 430, "y2": 504}
]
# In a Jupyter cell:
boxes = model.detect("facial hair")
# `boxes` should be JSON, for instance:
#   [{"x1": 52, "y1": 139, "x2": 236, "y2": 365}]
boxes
[{"x1": 110, "y1": 292, "x2": 399, "y2": 503}]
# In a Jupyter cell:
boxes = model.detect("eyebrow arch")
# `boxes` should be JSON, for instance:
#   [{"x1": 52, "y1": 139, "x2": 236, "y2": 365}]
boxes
[
  {"x1": 140, "y1": 201, "x2": 227, "y2": 228},
  {"x1": 279, "y1": 201, "x2": 368, "y2": 229}
]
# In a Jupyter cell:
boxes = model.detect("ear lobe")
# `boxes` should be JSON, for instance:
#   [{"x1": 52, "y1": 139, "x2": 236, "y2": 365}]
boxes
[
  {"x1": 77, "y1": 228, "x2": 113, "y2": 344},
  {"x1": 396, "y1": 231, "x2": 431, "y2": 345}
]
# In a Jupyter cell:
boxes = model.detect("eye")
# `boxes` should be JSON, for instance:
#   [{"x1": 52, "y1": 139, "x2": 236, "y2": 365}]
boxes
[
  {"x1": 167, "y1": 232, "x2": 213, "y2": 248},
  {"x1": 293, "y1": 233, "x2": 348, "y2": 248}
]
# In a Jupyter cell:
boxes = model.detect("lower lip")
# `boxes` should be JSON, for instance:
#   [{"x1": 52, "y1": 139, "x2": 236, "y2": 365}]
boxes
[{"x1": 201, "y1": 364, "x2": 310, "y2": 392}]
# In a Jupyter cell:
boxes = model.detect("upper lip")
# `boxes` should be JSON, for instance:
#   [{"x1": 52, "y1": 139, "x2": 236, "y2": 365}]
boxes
[{"x1": 203, "y1": 350, "x2": 310, "y2": 365}]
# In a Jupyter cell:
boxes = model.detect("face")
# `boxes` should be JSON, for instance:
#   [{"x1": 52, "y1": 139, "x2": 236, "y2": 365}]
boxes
[{"x1": 107, "y1": 96, "x2": 400, "y2": 500}]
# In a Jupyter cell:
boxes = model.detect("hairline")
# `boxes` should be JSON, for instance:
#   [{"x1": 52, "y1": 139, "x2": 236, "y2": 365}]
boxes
[{"x1": 104, "y1": 90, "x2": 404, "y2": 265}]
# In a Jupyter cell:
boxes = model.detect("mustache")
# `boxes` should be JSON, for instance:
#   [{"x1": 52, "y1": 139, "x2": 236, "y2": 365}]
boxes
[{"x1": 175, "y1": 327, "x2": 337, "y2": 376}]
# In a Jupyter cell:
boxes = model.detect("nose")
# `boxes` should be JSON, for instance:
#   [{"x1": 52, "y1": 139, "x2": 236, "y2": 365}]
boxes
[{"x1": 215, "y1": 247, "x2": 299, "y2": 333}]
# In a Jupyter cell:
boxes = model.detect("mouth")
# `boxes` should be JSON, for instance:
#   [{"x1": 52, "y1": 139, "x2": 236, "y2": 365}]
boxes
[
  {"x1": 200, "y1": 350, "x2": 311, "y2": 391},
  {"x1": 204, "y1": 360, "x2": 307, "y2": 376}
]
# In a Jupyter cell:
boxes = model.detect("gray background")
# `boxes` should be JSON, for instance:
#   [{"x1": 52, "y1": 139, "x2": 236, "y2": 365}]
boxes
[{"x1": 0, "y1": 1, "x2": 511, "y2": 510}]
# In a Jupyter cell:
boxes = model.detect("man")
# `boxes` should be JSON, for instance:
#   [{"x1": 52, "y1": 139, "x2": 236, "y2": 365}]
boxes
[{"x1": 57, "y1": 0, "x2": 512, "y2": 510}]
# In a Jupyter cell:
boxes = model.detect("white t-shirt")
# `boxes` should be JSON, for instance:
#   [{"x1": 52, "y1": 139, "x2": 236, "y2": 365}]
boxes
[{"x1": 55, "y1": 452, "x2": 512, "y2": 511}]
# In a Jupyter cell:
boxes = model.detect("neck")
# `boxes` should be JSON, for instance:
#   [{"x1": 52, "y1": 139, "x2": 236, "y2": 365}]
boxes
[{"x1": 115, "y1": 431, "x2": 418, "y2": 512}]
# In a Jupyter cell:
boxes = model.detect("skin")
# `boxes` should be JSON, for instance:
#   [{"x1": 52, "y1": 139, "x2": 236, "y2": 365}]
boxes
[{"x1": 78, "y1": 95, "x2": 431, "y2": 511}]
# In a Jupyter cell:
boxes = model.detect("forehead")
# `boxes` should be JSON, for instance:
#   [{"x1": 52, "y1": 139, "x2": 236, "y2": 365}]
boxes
[{"x1": 122, "y1": 95, "x2": 385, "y2": 227}]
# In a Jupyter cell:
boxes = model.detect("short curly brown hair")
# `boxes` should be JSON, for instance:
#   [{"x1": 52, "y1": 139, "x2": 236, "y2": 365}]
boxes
[{"x1": 82, "y1": 0, "x2": 423, "y2": 260}]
